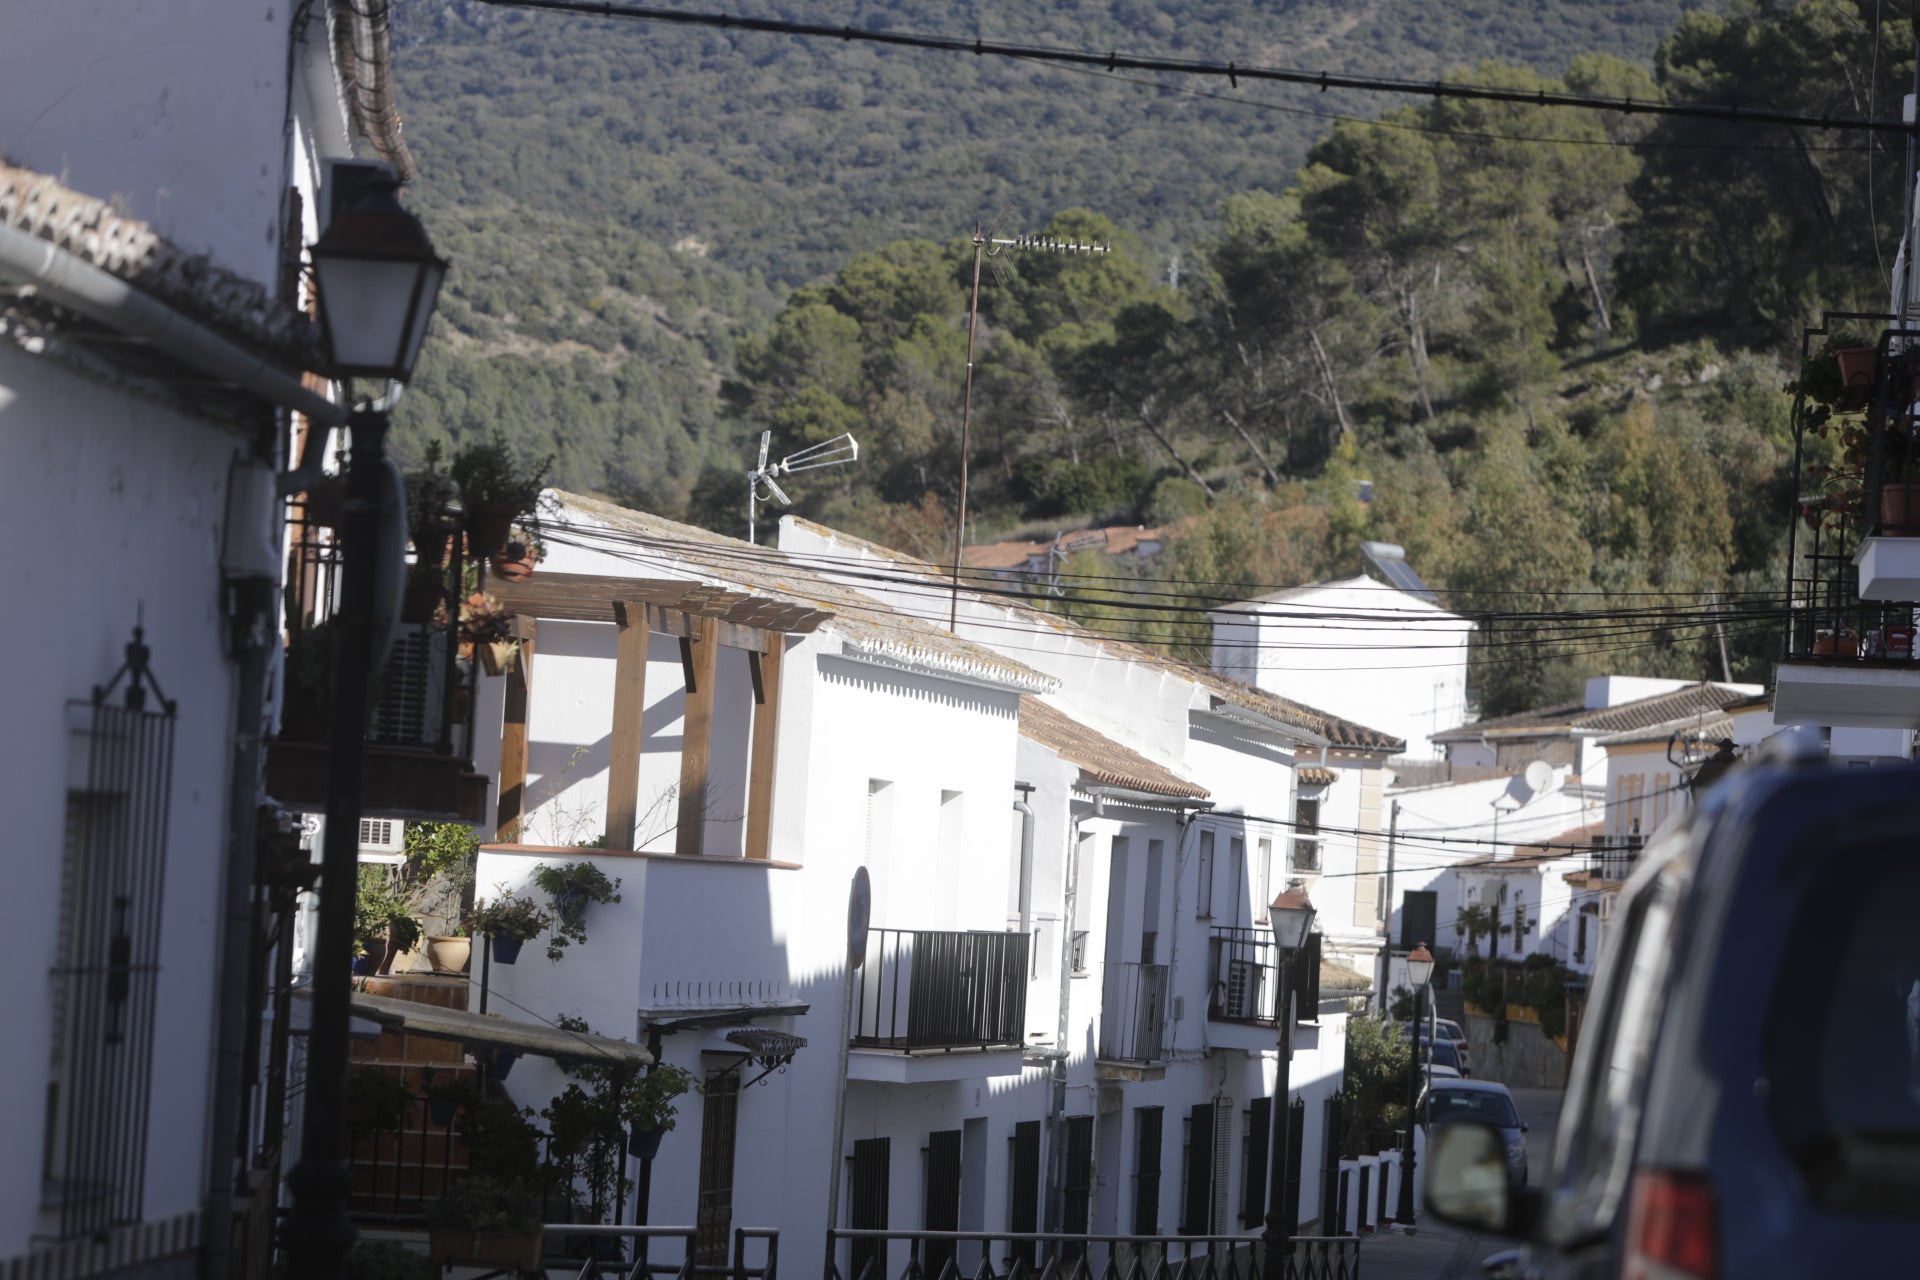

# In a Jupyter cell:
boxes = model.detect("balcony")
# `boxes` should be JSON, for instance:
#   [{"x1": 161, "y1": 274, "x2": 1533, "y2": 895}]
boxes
[
  {"x1": 1583, "y1": 835, "x2": 1643, "y2": 886},
  {"x1": 1097, "y1": 962, "x2": 1169, "y2": 1068},
  {"x1": 1204, "y1": 928, "x2": 1321, "y2": 1053},
  {"x1": 264, "y1": 496, "x2": 490, "y2": 823},
  {"x1": 848, "y1": 929, "x2": 1028, "y2": 1082},
  {"x1": 1777, "y1": 322, "x2": 1920, "y2": 732}
]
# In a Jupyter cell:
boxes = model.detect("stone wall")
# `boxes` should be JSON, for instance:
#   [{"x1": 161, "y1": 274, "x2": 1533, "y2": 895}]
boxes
[{"x1": 1464, "y1": 1005, "x2": 1567, "y2": 1090}]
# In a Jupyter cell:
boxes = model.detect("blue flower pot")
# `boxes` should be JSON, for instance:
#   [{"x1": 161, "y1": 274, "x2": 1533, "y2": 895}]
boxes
[
  {"x1": 493, "y1": 1048, "x2": 520, "y2": 1080},
  {"x1": 628, "y1": 1125, "x2": 664, "y2": 1160},
  {"x1": 490, "y1": 934, "x2": 524, "y2": 965},
  {"x1": 554, "y1": 888, "x2": 588, "y2": 927}
]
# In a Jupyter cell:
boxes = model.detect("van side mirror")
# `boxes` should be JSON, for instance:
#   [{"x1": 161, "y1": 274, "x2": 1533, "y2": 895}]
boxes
[{"x1": 1426, "y1": 1122, "x2": 1540, "y2": 1238}]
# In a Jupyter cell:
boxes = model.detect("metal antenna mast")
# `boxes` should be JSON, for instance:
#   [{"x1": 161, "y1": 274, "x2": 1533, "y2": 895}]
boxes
[
  {"x1": 950, "y1": 222, "x2": 1109, "y2": 629},
  {"x1": 747, "y1": 430, "x2": 859, "y2": 544}
]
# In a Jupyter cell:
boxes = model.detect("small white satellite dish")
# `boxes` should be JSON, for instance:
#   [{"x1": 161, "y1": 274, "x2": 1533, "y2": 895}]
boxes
[{"x1": 1523, "y1": 759, "x2": 1556, "y2": 796}]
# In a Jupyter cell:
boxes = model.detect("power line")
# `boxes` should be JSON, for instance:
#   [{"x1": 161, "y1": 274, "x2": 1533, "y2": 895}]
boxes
[{"x1": 474, "y1": 0, "x2": 1920, "y2": 136}]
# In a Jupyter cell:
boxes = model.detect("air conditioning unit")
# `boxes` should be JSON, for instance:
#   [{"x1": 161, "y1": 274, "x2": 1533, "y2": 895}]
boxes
[{"x1": 358, "y1": 816, "x2": 405, "y2": 863}]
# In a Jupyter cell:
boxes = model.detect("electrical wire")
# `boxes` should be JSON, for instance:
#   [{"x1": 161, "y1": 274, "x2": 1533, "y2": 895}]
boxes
[{"x1": 472, "y1": 0, "x2": 1920, "y2": 136}]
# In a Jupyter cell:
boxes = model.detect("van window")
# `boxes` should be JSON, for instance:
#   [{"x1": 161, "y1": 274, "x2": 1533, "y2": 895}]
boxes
[
  {"x1": 1764, "y1": 856, "x2": 1920, "y2": 1217},
  {"x1": 1541, "y1": 860, "x2": 1679, "y2": 1244}
]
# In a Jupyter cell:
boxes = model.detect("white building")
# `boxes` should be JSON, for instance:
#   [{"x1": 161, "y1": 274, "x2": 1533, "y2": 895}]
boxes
[
  {"x1": 0, "y1": 3, "x2": 414, "y2": 1275},
  {"x1": 1207, "y1": 544, "x2": 1474, "y2": 761},
  {"x1": 455, "y1": 494, "x2": 1403, "y2": 1270}
]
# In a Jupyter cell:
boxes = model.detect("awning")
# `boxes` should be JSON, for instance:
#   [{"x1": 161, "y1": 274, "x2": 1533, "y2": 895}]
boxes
[
  {"x1": 724, "y1": 1027, "x2": 807, "y2": 1058},
  {"x1": 337, "y1": 990, "x2": 653, "y2": 1067}
]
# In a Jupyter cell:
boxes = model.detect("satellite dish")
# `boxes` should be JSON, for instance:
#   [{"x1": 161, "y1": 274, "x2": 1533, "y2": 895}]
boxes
[{"x1": 1523, "y1": 760, "x2": 1556, "y2": 796}]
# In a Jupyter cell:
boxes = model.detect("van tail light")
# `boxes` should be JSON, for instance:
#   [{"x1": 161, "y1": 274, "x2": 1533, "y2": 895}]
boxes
[{"x1": 1621, "y1": 1169, "x2": 1718, "y2": 1280}]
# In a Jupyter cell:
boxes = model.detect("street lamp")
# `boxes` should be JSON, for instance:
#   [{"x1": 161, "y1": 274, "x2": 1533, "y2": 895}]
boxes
[
  {"x1": 1262, "y1": 888, "x2": 1317, "y2": 1266},
  {"x1": 1396, "y1": 942, "x2": 1436, "y2": 1227},
  {"x1": 283, "y1": 162, "x2": 445, "y2": 1280}
]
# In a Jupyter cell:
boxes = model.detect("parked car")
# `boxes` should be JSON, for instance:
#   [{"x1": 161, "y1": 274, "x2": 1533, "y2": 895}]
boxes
[
  {"x1": 1421, "y1": 1078, "x2": 1527, "y2": 1185},
  {"x1": 1417, "y1": 1037, "x2": 1466, "y2": 1078},
  {"x1": 1424, "y1": 763, "x2": 1920, "y2": 1279},
  {"x1": 1403, "y1": 1016, "x2": 1472, "y2": 1074}
]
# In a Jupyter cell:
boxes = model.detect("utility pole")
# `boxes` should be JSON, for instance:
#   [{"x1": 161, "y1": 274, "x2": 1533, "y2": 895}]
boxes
[
  {"x1": 949, "y1": 225, "x2": 1108, "y2": 630},
  {"x1": 1379, "y1": 799, "x2": 1400, "y2": 1015}
]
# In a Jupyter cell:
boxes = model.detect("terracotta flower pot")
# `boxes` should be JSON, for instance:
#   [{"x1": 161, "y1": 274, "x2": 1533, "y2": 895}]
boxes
[
  {"x1": 490, "y1": 552, "x2": 537, "y2": 581},
  {"x1": 1880, "y1": 482, "x2": 1920, "y2": 534},
  {"x1": 1836, "y1": 347, "x2": 1879, "y2": 408},
  {"x1": 466, "y1": 503, "x2": 517, "y2": 559}
]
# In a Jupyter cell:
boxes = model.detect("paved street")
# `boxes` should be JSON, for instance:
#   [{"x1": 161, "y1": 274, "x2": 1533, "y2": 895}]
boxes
[{"x1": 1357, "y1": 1086, "x2": 1563, "y2": 1280}]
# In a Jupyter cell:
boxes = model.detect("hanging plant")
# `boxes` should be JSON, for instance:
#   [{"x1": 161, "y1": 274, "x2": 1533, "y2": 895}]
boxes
[
  {"x1": 531, "y1": 862, "x2": 623, "y2": 960},
  {"x1": 466, "y1": 892, "x2": 552, "y2": 965}
]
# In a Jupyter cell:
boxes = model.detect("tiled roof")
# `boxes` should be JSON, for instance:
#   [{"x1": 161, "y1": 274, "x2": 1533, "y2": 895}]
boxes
[
  {"x1": 1321, "y1": 962, "x2": 1374, "y2": 994},
  {"x1": 1019, "y1": 697, "x2": 1209, "y2": 799},
  {"x1": 1598, "y1": 714, "x2": 1734, "y2": 749},
  {"x1": 1453, "y1": 823, "x2": 1602, "y2": 870},
  {"x1": 551, "y1": 494, "x2": 1058, "y2": 694},
  {"x1": 784, "y1": 519, "x2": 1403, "y2": 754},
  {"x1": 964, "y1": 525, "x2": 1167, "y2": 570},
  {"x1": 1433, "y1": 683, "x2": 1757, "y2": 743},
  {"x1": 1298, "y1": 767, "x2": 1338, "y2": 788},
  {"x1": 0, "y1": 158, "x2": 320, "y2": 367}
]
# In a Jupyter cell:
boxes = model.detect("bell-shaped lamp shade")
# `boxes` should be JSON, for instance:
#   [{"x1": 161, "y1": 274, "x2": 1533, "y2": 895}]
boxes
[
  {"x1": 1406, "y1": 942, "x2": 1436, "y2": 989},
  {"x1": 311, "y1": 178, "x2": 446, "y2": 381},
  {"x1": 1270, "y1": 890, "x2": 1317, "y2": 951}
]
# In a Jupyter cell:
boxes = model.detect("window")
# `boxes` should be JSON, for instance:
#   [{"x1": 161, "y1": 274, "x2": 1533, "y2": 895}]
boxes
[
  {"x1": 1133, "y1": 1107, "x2": 1164, "y2": 1234},
  {"x1": 1144, "y1": 839, "x2": 1166, "y2": 958},
  {"x1": 1255, "y1": 838, "x2": 1273, "y2": 922},
  {"x1": 1196, "y1": 830, "x2": 1215, "y2": 918},
  {"x1": 1228, "y1": 836, "x2": 1246, "y2": 926},
  {"x1": 1291, "y1": 797, "x2": 1321, "y2": 871},
  {"x1": 1069, "y1": 931, "x2": 1089, "y2": 976}
]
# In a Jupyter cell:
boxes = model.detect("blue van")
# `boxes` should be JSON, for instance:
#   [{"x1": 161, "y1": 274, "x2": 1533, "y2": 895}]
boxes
[{"x1": 1424, "y1": 763, "x2": 1920, "y2": 1279}]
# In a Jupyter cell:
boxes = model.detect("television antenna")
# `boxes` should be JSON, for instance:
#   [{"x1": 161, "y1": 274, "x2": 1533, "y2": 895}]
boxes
[
  {"x1": 949, "y1": 215, "x2": 1109, "y2": 629},
  {"x1": 747, "y1": 430, "x2": 859, "y2": 544}
]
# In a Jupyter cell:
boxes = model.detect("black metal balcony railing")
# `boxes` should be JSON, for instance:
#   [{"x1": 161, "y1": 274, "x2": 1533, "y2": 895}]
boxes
[
  {"x1": 1207, "y1": 930, "x2": 1322, "y2": 1029},
  {"x1": 1585, "y1": 835, "x2": 1644, "y2": 883},
  {"x1": 852, "y1": 929, "x2": 1030, "y2": 1053},
  {"x1": 1098, "y1": 962, "x2": 1169, "y2": 1063},
  {"x1": 824, "y1": 1229, "x2": 1359, "y2": 1280}
]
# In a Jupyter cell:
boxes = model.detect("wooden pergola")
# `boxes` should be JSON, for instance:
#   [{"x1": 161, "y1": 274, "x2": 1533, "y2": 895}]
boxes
[{"x1": 488, "y1": 572, "x2": 832, "y2": 859}]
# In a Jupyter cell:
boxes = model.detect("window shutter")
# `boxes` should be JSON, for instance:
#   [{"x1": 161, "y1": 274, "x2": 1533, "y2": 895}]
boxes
[
  {"x1": 1241, "y1": 1097, "x2": 1271, "y2": 1227},
  {"x1": 1182, "y1": 1103, "x2": 1213, "y2": 1234}
]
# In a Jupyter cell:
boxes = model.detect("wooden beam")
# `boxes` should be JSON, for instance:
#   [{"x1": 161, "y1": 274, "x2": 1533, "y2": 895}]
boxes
[
  {"x1": 494, "y1": 620, "x2": 537, "y2": 840},
  {"x1": 605, "y1": 600, "x2": 649, "y2": 851},
  {"x1": 744, "y1": 640, "x2": 784, "y2": 862},
  {"x1": 675, "y1": 615, "x2": 720, "y2": 857}
]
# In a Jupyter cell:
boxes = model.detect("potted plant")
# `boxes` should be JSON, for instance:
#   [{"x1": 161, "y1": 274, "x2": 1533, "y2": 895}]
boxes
[
  {"x1": 405, "y1": 442, "x2": 461, "y2": 568},
  {"x1": 531, "y1": 862, "x2": 623, "y2": 960},
  {"x1": 402, "y1": 559, "x2": 447, "y2": 625},
  {"x1": 422, "y1": 1068, "x2": 473, "y2": 1128},
  {"x1": 459, "y1": 592, "x2": 518, "y2": 676},
  {"x1": 491, "y1": 526, "x2": 546, "y2": 581},
  {"x1": 620, "y1": 1063, "x2": 698, "y2": 1160},
  {"x1": 467, "y1": 892, "x2": 551, "y2": 966},
  {"x1": 355, "y1": 866, "x2": 421, "y2": 975},
  {"x1": 344, "y1": 1239, "x2": 433, "y2": 1280},
  {"x1": 426, "y1": 1176, "x2": 544, "y2": 1273},
  {"x1": 451, "y1": 434, "x2": 551, "y2": 559},
  {"x1": 347, "y1": 1066, "x2": 416, "y2": 1135}
]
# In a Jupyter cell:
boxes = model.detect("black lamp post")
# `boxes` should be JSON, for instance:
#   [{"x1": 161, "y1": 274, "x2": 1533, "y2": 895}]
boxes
[
  {"x1": 1396, "y1": 942, "x2": 1436, "y2": 1227},
  {"x1": 1261, "y1": 889, "x2": 1316, "y2": 1268},
  {"x1": 282, "y1": 163, "x2": 445, "y2": 1280}
]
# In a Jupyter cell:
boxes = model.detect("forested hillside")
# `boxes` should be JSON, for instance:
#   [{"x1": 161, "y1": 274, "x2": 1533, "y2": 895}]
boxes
[{"x1": 389, "y1": 1, "x2": 1913, "y2": 713}]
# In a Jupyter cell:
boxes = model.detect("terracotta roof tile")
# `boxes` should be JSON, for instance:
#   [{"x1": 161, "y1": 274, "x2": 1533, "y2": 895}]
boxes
[
  {"x1": 1434, "y1": 683, "x2": 1756, "y2": 743},
  {"x1": 1019, "y1": 697, "x2": 1208, "y2": 799}
]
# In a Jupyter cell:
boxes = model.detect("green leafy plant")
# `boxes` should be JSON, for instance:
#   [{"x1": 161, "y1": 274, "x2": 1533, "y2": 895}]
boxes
[
  {"x1": 457, "y1": 1096, "x2": 548, "y2": 1188},
  {"x1": 347, "y1": 1067, "x2": 416, "y2": 1134},
  {"x1": 344, "y1": 1239, "x2": 433, "y2": 1280},
  {"x1": 426, "y1": 1175, "x2": 544, "y2": 1234},
  {"x1": 403, "y1": 821, "x2": 481, "y2": 929},
  {"x1": 451, "y1": 433, "x2": 552, "y2": 520},
  {"x1": 620, "y1": 1063, "x2": 698, "y2": 1133},
  {"x1": 1338, "y1": 1008, "x2": 1413, "y2": 1158},
  {"x1": 405, "y1": 441, "x2": 460, "y2": 557},
  {"x1": 531, "y1": 862, "x2": 623, "y2": 961},
  {"x1": 356, "y1": 865, "x2": 421, "y2": 957},
  {"x1": 467, "y1": 891, "x2": 552, "y2": 943}
]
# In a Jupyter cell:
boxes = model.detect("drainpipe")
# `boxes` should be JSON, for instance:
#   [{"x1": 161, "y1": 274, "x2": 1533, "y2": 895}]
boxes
[
  {"x1": 0, "y1": 221, "x2": 347, "y2": 430},
  {"x1": 202, "y1": 458, "x2": 286, "y2": 1280},
  {"x1": 1012, "y1": 784, "x2": 1036, "y2": 947},
  {"x1": 1043, "y1": 798, "x2": 1095, "y2": 1233}
]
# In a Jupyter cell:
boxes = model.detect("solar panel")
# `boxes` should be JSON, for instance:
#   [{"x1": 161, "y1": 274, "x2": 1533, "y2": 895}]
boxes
[{"x1": 1361, "y1": 541, "x2": 1438, "y2": 604}]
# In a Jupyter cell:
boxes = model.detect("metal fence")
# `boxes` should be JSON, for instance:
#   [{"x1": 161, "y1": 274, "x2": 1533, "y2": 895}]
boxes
[
  {"x1": 822, "y1": 1230, "x2": 1359, "y2": 1280},
  {"x1": 535, "y1": 1224, "x2": 779, "y2": 1279},
  {"x1": 1097, "y1": 962, "x2": 1169, "y2": 1063},
  {"x1": 852, "y1": 929, "x2": 1030, "y2": 1051}
]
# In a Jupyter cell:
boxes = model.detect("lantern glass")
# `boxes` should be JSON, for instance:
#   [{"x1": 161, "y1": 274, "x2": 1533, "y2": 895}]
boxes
[
  {"x1": 1406, "y1": 945, "x2": 1436, "y2": 989},
  {"x1": 1271, "y1": 898, "x2": 1317, "y2": 951}
]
